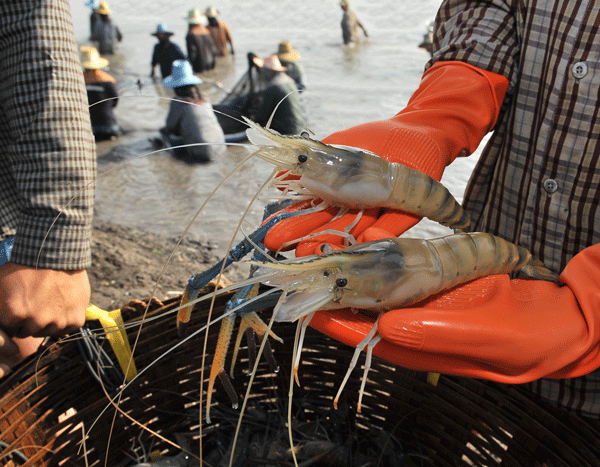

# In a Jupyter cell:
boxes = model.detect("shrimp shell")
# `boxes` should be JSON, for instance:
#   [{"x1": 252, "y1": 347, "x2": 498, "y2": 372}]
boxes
[
  {"x1": 248, "y1": 232, "x2": 558, "y2": 322},
  {"x1": 244, "y1": 117, "x2": 470, "y2": 230}
]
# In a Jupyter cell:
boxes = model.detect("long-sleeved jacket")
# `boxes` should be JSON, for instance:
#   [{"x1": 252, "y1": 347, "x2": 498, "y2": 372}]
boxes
[
  {"x1": 0, "y1": 0, "x2": 96, "y2": 270},
  {"x1": 151, "y1": 40, "x2": 186, "y2": 78}
]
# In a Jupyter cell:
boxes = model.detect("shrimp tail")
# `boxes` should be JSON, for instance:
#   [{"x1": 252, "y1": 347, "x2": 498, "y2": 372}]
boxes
[
  {"x1": 518, "y1": 256, "x2": 560, "y2": 283},
  {"x1": 390, "y1": 164, "x2": 471, "y2": 230}
]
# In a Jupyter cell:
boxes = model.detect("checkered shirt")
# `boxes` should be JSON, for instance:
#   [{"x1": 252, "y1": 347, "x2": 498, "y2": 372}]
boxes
[
  {"x1": 0, "y1": 0, "x2": 96, "y2": 269},
  {"x1": 429, "y1": 0, "x2": 600, "y2": 418}
]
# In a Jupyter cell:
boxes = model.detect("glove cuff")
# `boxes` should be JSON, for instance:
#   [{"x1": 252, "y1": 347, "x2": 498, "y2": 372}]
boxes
[{"x1": 391, "y1": 60, "x2": 509, "y2": 167}]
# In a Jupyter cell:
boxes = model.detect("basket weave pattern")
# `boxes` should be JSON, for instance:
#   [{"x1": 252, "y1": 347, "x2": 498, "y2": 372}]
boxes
[{"x1": 1, "y1": 293, "x2": 599, "y2": 466}]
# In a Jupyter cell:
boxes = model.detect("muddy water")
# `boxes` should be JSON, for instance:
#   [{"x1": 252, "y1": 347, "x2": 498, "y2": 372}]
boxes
[{"x1": 69, "y1": 0, "x2": 483, "y2": 255}]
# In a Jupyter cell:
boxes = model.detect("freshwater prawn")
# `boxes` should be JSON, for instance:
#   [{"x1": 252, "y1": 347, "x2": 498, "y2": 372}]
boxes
[{"x1": 244, "y1": 116, "x2": 471, "y2": 230}]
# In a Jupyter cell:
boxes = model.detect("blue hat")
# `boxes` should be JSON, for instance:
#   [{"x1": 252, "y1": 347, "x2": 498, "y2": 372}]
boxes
[
  {"x1": 86, "y1": 0, "x2": 100, "y2": 8},
  {"x1": 151, "y1": 23, "x2": 174, "y2": 36},
  {"x1": 163, "y1": 60, "x2": 203, "y2": 88}
]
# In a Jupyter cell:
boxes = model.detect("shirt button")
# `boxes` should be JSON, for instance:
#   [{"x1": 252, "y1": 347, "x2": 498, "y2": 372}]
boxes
[
  {"x1": 572, "y1": 61, "x2": 588, "y2": 79},
  {"x1": 543, "y1": 178, "x2": 558, "y2": 193}
]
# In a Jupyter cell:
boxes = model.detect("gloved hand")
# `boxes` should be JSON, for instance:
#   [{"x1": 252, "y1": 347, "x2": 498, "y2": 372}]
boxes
[
  {"x1": 263, "y1": 61, "x2": 509, "y2": 256},
  {"x1": 308, "y1": 244, "x2": 600, "y2": 382}
]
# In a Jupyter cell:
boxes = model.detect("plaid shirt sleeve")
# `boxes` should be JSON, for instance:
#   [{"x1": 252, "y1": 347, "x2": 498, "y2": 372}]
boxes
[
  {"x1": 0, "y1": 0, "x2": 96, "y2": 270},
  {"x1": 426, "y1": 0, "x2": 600, "y2": 419}
]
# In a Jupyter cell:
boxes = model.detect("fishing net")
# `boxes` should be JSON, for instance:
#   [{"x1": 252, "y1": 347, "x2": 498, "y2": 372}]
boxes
[
  {"x1": 213, "y1": 52, "x2": 262, "y2": 137},
  {"x1": 1, "y1": 290, "x2": 599, "y2": 466}
]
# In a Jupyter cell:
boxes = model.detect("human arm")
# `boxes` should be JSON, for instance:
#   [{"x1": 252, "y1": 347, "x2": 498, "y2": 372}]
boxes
[
  {"x1": 357, "y1": 19, "x2": 368, "y2": 37},
  {"x1": 0, "y1": 0, "x2": 95, "y2": 361},
  {"x1": 267, "y1": 0, "x2": 600, "y2": 382}
]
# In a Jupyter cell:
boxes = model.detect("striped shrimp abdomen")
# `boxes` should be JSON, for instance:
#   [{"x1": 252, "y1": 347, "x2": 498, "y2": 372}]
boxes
[{"x1": 387, "y1": 163, "x2": 470, "y2": 230}]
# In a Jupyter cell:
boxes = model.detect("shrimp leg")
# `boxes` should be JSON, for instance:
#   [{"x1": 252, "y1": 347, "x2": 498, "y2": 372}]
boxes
[
  {"x1": 205, "y1": 281, "x2": 283, "y2": 424},
  {"x1": 196, "y1": 202, "x2": 295, "y2": 423},
  {"x1": 333, "y1": 315, "x2": 382, "y2": 411}
]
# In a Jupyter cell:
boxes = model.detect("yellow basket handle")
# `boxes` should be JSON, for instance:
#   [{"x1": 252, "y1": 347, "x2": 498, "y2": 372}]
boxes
[{"x1": 85, "y1": 304, "x2": 138, "y2": 382}]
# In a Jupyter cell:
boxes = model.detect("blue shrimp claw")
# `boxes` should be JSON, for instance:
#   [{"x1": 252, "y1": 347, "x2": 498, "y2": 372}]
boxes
[
  {"x1": 177, "y1": 200, "x2": 295, "y2": 337},
  {"x1": 178, "y1": 201, "x2": 294, "y2": 423}
]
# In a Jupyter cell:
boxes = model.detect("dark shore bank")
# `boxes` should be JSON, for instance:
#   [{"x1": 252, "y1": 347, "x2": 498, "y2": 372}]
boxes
[{"x1": 89, "y1": 220, "x2": 246, "y2": 310}]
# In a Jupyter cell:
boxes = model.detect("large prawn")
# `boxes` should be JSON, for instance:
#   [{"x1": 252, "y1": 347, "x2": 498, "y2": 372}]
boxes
[
  {"x1": 244, "y1": 117, "x2": 470, "y2": 230},
  {"x1": 164, "y1": 229, "x2": 558, "y2": 466},
  {"x1": 243, "y1": 232, "x2": 558, "y2": 407}
]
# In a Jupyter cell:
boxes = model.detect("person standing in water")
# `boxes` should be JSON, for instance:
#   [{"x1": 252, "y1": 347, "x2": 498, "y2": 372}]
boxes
[
  {"x1": 250, "y1": 55, "x2": 306, "y2": 135},
  {"x1": 205, "y1": 6, "x2": 235, "y2": 57},
  {"x1": 150, "y1": 23, "x2": 186, "y2": 79},
  {"x1": 161, "y1": 60, "x2": 226, "y2": 163},
  {"x1": 91, "y1": 1, "x2": 122, "y2": 55},
  {"x1": 340, "y1": 0, "x2": 368, "y2": 45},
  {"x1": 81, "y1": 46, "x2": 120, "y2": 140},
  {"x1": 276, "y1": 40, "x2": 305, "y2": 90},
  {"x1": 184, "y1": 8, "x2": 217, "y2": 73},
  {"x1": 86, "y1": 0, "x2": 100, "y2": 40}
]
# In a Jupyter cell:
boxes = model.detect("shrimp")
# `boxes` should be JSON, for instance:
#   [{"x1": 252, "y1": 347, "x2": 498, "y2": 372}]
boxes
[
  {"x1": 244, "y1": 116, "x2": 471, "y2": 230},
  {"x1": 226, "y1": 232, "x2": 558, "y2": 412},
  {"x1": 20, "y1": 86, "x2": 477, "y2": 465}
]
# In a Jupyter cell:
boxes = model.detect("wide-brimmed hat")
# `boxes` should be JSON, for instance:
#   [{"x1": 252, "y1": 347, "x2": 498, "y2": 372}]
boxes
[
  {"x1": 262, "y1": 55, "x2": 287, "y2": 72},
  {"x1": 252, "y1": 55, "x2": 287, "y2": 72},
  {"x1": 96, "y1": 0, "x2": 111, "y2": 14},
  {"x1": 151, "y1": 23, "x2": 174, "y2": 36},
  {"x1": 80, "y1": 46, "x2": 109, "y2": 69},
  {"x1": 184, "y1": 8, "x2": 205, "y2": 25},
  {"x1": 277, "y1": 40, "x2": 301, "y2": 62},
  {"x1": 163, "y1": 60, "x2": 203, "y2": 88},
  {"x1": 205, "y1": 6, "x2": 220, "y2": 18}
]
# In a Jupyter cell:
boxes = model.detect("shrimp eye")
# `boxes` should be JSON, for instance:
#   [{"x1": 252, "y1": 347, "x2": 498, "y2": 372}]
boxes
[
  {"x1": 298, "y1": 154, "x2": 308, "y2": 163},
  {"x1": 336, "y1": 278, "x2": 347, "y2": 288}
]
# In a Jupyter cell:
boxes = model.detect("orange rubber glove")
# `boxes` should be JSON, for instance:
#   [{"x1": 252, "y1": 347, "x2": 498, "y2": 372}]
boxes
[
  {"x1": 263, "y1": 61, "x2": 509, "y2": 256},
  {"x1": 309, "y1": 244, "x2": 600, "y2": 383}
]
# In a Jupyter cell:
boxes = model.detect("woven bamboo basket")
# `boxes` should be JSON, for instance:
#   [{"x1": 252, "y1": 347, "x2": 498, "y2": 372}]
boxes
[{"x1": 1, "y1": 290, "x2": 599, "y2": 467}]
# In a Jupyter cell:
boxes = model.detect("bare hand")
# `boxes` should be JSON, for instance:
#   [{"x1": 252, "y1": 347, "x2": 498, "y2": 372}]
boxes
[
  {"x1": 0, "y1": 263, "x2": 89, "y2": 338},
  {"x1": 0, "y1": 334, "x2": 44, "y2": 378}
]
